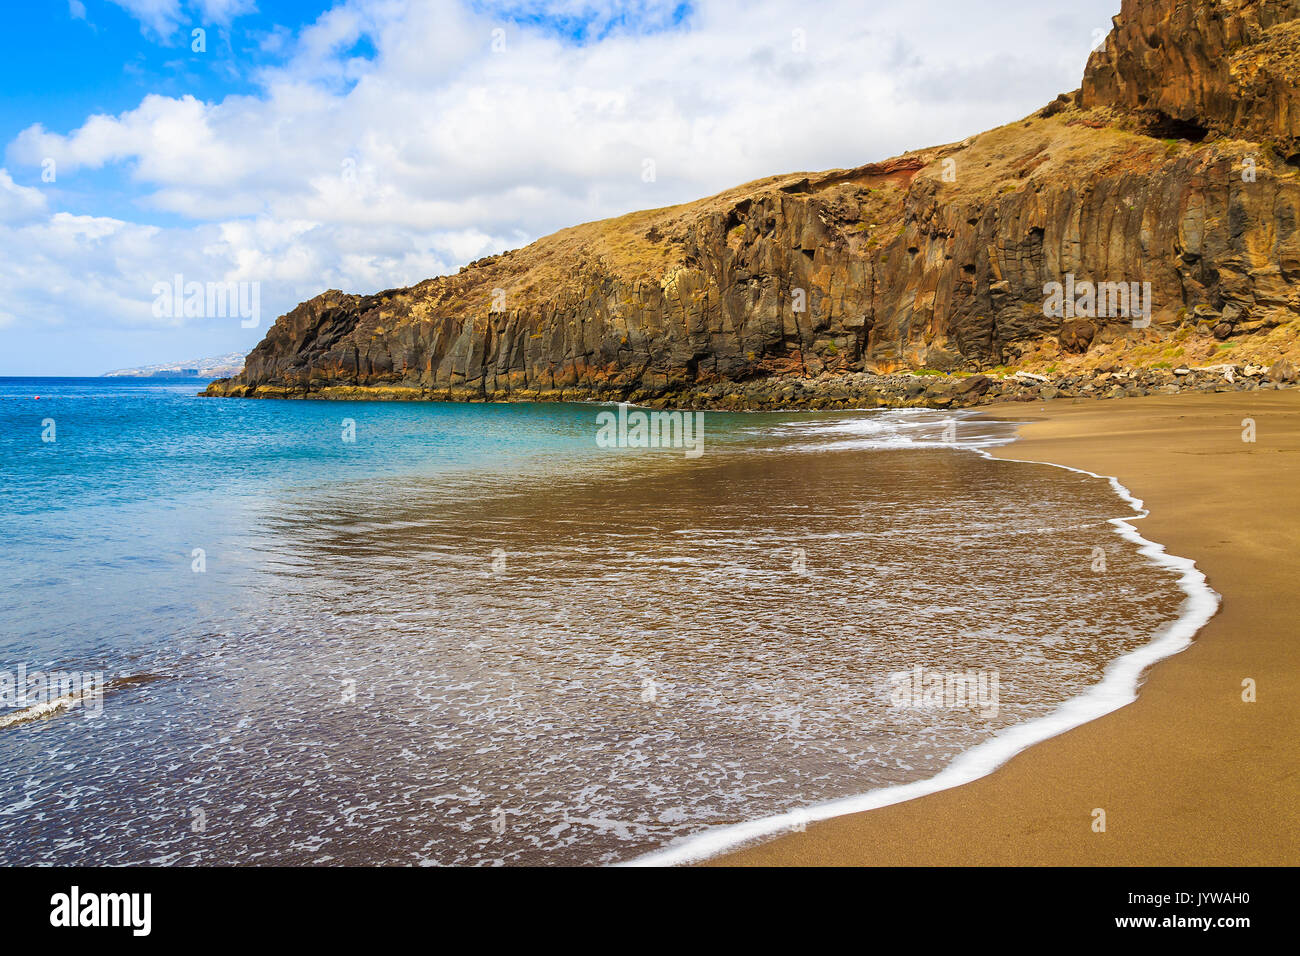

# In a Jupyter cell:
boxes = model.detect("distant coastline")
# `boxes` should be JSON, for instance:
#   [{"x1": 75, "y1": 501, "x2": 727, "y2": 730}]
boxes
[
  {"x1": 106, "y1": 371, "x2": 211, "y2": 379},
  {"x1": 103, "y1": 351, "x2": 246, "y2": 379}
]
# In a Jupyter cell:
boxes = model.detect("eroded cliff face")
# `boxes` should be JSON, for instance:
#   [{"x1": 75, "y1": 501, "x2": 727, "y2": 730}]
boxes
[
  {"x1": 208, "y1": 0, "x2": 1300, "y2": 406},
  {"x1": 1082, "y1": 0, "x2": 1300, "y2": 154}
]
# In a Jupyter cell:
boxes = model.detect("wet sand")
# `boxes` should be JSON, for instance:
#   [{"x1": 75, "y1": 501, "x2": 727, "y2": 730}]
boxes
[{"x1": 715, "y1": 390, "x2": 1300, "y2": 866}]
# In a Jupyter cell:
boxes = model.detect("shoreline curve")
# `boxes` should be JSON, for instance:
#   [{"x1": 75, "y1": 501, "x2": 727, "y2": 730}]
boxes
[{"x1": 624, "y1": 404, "x2": 1220, "y2": 867}]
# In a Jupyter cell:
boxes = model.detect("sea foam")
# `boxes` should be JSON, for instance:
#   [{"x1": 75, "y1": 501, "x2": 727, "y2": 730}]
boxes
[{"x1": 626, "y1": 418, "x2": 1218, "y2": 866}]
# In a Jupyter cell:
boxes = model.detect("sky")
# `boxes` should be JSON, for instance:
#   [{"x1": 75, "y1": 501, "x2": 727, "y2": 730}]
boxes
[{"x1": 0, "y1": 0, "x2": 1122, "y2": 375}]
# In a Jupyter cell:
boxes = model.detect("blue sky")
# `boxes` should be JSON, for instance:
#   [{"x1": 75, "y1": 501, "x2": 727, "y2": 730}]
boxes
[
  {"x1": 0, "y1": 0, "x2": 1119, "y2": 375},
  {"x1": 2, "y1": 2, "x2": 306, "y2": 228}
]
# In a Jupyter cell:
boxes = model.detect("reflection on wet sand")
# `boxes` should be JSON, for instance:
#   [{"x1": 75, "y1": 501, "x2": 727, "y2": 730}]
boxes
[{"x1": 2, "y1": 413, "x2": 1185, "y2": 865}]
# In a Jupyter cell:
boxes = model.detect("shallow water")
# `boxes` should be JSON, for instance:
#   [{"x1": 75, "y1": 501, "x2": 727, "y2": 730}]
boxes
[{"x1": 0, "y1": 379, "x2": 1184, "y2": 865}]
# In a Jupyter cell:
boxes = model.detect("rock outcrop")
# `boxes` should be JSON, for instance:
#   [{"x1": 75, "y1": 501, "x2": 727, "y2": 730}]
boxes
[
  {"x1": 207, "y1": 0, "x2": 1300, "y2": 407},
  {"x1": 1082, "y1": 0, "x2": 1300, "y2": 155}
]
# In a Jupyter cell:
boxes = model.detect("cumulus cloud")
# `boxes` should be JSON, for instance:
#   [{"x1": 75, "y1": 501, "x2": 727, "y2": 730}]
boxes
[
  {"x1": 0, "y1": 205, "x2": 492, "y2": 336},
  {"x1": 3, "y1": 0, "x2": 1118, "y2": 353},
  {"x1": 0, "y1": 170, "x2": 49, "y2": 223}
]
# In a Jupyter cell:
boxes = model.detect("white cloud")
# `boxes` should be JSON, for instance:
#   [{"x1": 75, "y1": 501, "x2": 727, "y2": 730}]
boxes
[
  {"x1": 0, "y1": 206, "x2": 495, "y2": 338},
  {"x1": 107, "y1": 0, "x2": 257, "y2": 37},
  {"x1": 107, "y1": 0, "x2": 184, "y2": 36},
  {"x1": 196, "y1": 0, "x2": 258, "y2": 22},
  {"x1": 0, "y1": 169, "x2": 49, "y2": 223},
  {"x1": 3, "y1": 0, "x2": 1118, "y2": 353}
]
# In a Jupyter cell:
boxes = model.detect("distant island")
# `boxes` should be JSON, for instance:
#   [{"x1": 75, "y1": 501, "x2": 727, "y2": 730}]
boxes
[{"x1": 103, "y1": 352, "x2": 246, "y2": 379}]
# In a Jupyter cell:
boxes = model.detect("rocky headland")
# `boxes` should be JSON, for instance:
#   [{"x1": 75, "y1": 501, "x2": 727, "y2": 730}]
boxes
[{"x1": 205, "y1": 0, "x2": 1300, "y2": 410}]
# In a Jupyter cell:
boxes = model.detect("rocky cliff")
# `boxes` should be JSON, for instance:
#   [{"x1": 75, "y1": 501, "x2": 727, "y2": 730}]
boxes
[
  {"x1": 207, "y1": 0, "x2": 1300, "y2": 408},
  {"x1": 1082, "y1": 0, "x2": 1300, "y2": 153}
]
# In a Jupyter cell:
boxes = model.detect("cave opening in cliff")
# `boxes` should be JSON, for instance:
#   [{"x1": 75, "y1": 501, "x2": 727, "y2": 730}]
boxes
[{"x1": 1141, "y1": 111, "x2": 1209, "y2": 143}]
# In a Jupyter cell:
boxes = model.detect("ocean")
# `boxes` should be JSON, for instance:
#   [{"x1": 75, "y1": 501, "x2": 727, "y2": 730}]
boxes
[{"x1": 0, "y1": 377, "x2": 1195, "y2": 865}]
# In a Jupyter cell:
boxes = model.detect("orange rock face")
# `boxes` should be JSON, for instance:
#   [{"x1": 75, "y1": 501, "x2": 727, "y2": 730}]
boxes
[{"x1": 1083, "y1": 0, "x2": 1300, "y2": 156}]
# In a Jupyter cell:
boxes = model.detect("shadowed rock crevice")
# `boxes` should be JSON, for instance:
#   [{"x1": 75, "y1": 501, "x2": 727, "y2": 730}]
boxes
[{"x1": 1140, "y1": 112, "x2": 1210, "y2": 142}]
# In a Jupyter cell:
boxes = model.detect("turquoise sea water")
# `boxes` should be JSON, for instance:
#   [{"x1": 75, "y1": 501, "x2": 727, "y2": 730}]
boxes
[{"x1": 0, "y1": 377, "x2": 1186, "y2": 865}]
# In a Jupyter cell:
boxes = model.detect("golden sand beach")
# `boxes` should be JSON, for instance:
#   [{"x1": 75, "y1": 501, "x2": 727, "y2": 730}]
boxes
[{"x1": 716, "y1": 390, "x2": 1300, "y2": 866}]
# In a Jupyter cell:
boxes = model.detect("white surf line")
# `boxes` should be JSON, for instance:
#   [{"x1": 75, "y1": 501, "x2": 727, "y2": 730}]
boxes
[
  {"x1": 623, "y1": 418, "x2": 1220, "y2": 867},
  {"x1": 0, "y1": 686, "x2": 97, "y2": 729}
]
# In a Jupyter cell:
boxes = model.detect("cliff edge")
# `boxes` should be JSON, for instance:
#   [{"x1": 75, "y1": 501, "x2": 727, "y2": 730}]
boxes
[{"x1": 206, "y1": 0, "x2": 1300, "y2": 408}]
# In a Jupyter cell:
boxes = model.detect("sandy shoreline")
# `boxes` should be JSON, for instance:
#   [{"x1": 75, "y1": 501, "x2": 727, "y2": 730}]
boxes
[{"x1": 710, "y1": 390, "x2": 1300, "y2": 866}]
